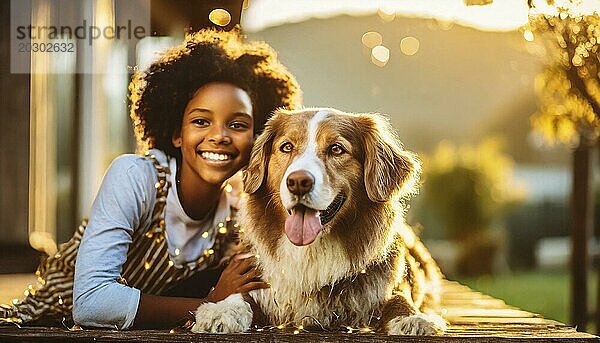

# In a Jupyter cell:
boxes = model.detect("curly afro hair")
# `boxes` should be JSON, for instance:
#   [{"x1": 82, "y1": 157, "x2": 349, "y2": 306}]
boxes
[{"x1": 129, "y1": 28, "x2": 302, "y2": 158}]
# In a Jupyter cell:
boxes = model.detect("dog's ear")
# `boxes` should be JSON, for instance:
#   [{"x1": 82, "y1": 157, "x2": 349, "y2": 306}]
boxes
[
  {"x1": 243, "y1": 112, "x2": 280, "y2": 194},
  {"x1": 357, "y1": 113, "x2": 421, "y2": 202}
]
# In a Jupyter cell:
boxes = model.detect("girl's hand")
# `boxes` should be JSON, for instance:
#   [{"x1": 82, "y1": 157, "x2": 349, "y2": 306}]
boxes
[{"x1": 205, "y1": 254, "x2": 269, "y2": 303}]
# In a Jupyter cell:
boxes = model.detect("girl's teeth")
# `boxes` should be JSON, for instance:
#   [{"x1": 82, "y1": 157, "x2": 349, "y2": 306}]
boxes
[{"x1": 202, "y1": 152, "x2": 230, "y2": 161}]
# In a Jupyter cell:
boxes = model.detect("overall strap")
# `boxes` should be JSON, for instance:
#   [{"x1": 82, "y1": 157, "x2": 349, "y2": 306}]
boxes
[{"x1": 119, "y1": 152, "x2": 238, "y2": 295}]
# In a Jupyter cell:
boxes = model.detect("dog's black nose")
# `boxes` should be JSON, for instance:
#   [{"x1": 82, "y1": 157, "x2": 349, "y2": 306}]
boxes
[{"x1": 286, "y1": 170, "x2": 314, "y2": 196}]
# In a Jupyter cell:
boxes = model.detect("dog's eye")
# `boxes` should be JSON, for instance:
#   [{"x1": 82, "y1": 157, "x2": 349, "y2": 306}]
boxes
[
  {"x1": 280, "y1": 142, "x2": 294, "y2": 153},
  {"x1": 329, "y1": 143, "x2": 345, "y2": 156}
]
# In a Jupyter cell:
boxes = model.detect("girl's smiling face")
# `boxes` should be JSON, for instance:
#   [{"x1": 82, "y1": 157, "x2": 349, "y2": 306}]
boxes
[{"x1": 172, "y1": 82, "x2": 254, "y2": 185}]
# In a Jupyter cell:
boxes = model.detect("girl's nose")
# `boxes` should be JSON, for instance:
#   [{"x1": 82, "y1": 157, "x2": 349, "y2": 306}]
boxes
[{"x1": 207, "y1": 126, "x2": 232, "y2": 144}]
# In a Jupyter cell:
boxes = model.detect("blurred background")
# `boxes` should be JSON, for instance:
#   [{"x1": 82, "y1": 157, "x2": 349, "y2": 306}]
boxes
[{"x1": 0, "y1": 0, "x2": 599, "y2": 333}]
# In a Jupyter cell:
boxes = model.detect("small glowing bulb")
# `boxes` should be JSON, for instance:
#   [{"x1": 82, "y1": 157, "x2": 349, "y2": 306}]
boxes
[
  {"x1": 169, "y1": 329, "x2": 175, "y2": 334},
  {"x1": 225, "y1": 183, "x2": 233, "y2": 193},
  {"x1": 277, "y1": 324, "x2": 285, "y2": 329},
  {"x1": 361, "y1": 269, "x2": 367, "y2": 274},
  {"x1": 174, "y1": 248, "x2": 180, "y2": 256},
  {"x1": 144, "y1": 261, "x2": 151, "y2": 270},
  {"x1": 293, "y1": 330, "x2": 300, "y2": 334},
  {"x1": 208, "y1": 249, "x2": 214, "y2": 255},
  {"x1": 219, "y1": 227, "x2": 227, "y2": 234},
  {"x1": 202, "y1": 231, "x2": 209, "y2": 238},
  {"x1": 298, "y1": 325, "x2": 304, "y2": 330},
  {"x1": 523, "y1": 30, "x2": 534, "y2": 42}
]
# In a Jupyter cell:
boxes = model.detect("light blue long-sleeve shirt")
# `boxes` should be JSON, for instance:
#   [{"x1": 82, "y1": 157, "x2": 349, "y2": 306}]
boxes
[
  {"x1": 73, "y1": 152, "x2": 157, "y2": 329},
  {"x1": 73, "y1": 148, "x2": 233, "y2": 329}
]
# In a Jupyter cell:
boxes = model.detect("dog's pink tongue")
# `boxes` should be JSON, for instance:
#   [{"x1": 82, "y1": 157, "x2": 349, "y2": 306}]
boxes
[{"x1": 284, "y1": 207, "x2": 322, "y2": 246}]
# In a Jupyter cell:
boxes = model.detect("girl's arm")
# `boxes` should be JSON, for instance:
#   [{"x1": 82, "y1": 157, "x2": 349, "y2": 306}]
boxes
[
  {"x1": 73, "y1": 154, "x2": 155, "y2": 329},
  {"x1": 133, "y1": 254, "x2": 266, "y2": 328}
]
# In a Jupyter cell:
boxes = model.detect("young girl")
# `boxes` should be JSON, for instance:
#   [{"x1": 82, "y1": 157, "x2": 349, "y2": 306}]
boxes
[{"x1": 0, "y1": 28, "x2": 301, "y2": 330}]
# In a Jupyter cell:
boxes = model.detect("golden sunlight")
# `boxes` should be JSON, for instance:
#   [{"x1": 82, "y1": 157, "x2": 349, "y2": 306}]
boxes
[{"x1": 243, "y1": 0, "x2": 600, "y2": 33}]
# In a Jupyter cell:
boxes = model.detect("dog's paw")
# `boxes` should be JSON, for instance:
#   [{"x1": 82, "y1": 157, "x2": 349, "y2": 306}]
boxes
[
  {"x1": 191, "y1": 293, "x2": 253, "y2": 333},
  {"x1": 386, "y1": 313, "x2": 446, "y2": 335}
]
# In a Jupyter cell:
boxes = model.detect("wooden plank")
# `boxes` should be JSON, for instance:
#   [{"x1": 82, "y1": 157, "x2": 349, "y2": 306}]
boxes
[
  {"x1": 443, "y1": 308, "x2": 541, "y2": 318},
  {"x1": 0, "y1": 327, "x2": 598, "y2": 343},
  {"x1": 447, "y1": 316, "x2": 567, "y2": 325},
  {"x1": 1, "y1": 279, "x2": 598, "y2": 341}
]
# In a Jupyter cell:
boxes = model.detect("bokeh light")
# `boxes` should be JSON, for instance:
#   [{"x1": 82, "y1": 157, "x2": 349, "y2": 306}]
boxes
[
  {"x1": 371, "y1": 45, "x2": 390, "y2": 67},
  {"x1": 377, "y1": 6, "x2": 395, "y2": 22},
  {"x1": 523, "y1": 29, "x2": 534, "y2": 42},
  {"x1": 361, "y1": 31, "x2": 382, "y2": 48},
  {"x1": 400, "y1": 36, "x2": 420, "y2": 55},
  {"x1": 209, "y1": 8, "x2": 231, "y2": 27}
]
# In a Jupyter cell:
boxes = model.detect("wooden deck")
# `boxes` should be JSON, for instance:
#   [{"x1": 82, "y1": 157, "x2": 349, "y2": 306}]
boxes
[{"x1": 0, "y1": 280, "x2": 597, "y2": 342}]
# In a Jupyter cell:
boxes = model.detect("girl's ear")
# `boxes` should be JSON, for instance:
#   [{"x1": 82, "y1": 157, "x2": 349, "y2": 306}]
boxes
[{"x1": 172, "y1": 130, "x2": 182, "y2": 148}]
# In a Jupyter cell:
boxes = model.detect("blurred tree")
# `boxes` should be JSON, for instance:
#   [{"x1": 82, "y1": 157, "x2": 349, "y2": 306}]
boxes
[
  {"x1": 526, "y1": 0, "x2": 599, "y2": 331},
  {"x1": 421, "y1": 139, "x2": 524, "y2": 276},
  {"x1": 528, "y1": 9, "x2": 600, "y2": 145}
]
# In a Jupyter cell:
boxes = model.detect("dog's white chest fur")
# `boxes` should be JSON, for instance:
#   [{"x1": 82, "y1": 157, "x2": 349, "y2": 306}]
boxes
[{"x1": 247, "y1": 236, "x2": 390, "y2": 327}]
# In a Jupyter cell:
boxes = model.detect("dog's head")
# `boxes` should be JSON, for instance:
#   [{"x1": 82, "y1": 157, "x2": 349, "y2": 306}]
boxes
[{"x1": 244, "y1": 108, "x2": 420, "y2": 246}]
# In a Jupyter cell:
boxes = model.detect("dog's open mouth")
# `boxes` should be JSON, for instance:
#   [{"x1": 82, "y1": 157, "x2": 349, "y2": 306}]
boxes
[
  {"x1": 320, "y1": 192, "x2": 346, "y2": 225},
  {"x1": 284, "y1": 193, "x2": 346, "y2": 246}
]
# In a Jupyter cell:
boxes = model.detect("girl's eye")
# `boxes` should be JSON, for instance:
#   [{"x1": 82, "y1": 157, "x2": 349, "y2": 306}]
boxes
[
  {"x1": 329, "y1": 143, "x2": 345, "y2": 156},
  {"x1": 280, "y1": 142, "x2": 294, "y2": 153},
  {"x1": 192, "y1": 118, "x2": 209, "y2": 126},
  {"x1": 230, "y1": 122, "x2": 250, "y2": 130}
]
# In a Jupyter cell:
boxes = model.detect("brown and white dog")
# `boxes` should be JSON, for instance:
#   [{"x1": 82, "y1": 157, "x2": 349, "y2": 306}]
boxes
[{"x1": 192, "y1": 108, "x2": 445, "y2": 335}]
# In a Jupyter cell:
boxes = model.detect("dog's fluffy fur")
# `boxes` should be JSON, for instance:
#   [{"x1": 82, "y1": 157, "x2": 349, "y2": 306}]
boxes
[{"x1": 192, "y1": 108, "x2": 445, "y2": 335}]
